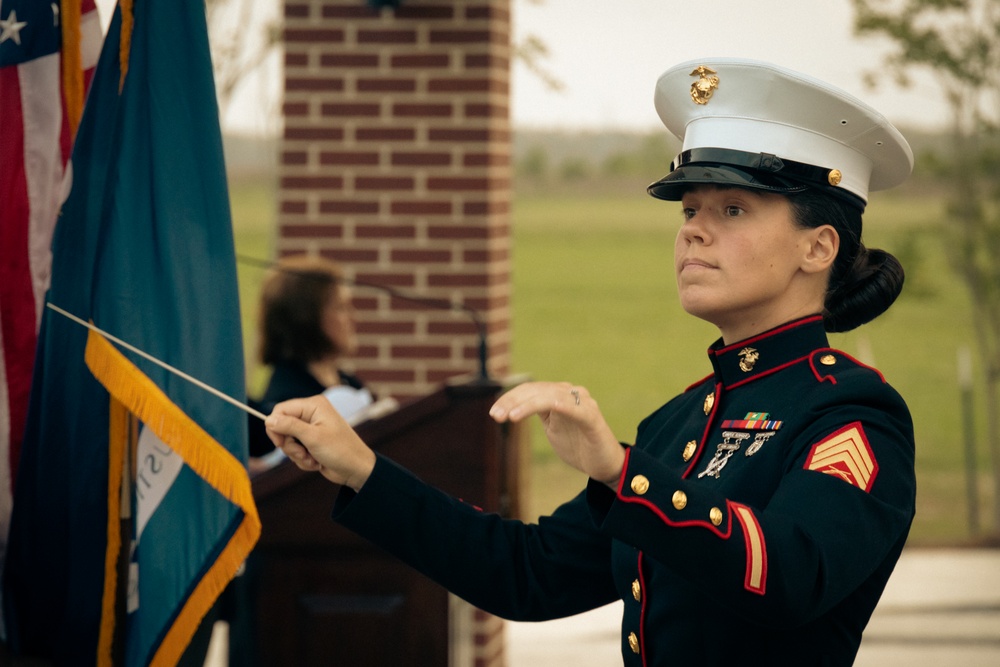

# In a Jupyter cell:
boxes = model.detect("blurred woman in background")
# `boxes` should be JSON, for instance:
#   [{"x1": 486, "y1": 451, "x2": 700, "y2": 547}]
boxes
[{"x1": 248, "y1": 254, "x2": 372, "y2": 463}]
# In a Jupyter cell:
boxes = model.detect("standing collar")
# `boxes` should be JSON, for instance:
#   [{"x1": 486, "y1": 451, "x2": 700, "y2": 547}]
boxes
[{"x1": 708, "y1": 315, "x2": 829, "y2": 389}]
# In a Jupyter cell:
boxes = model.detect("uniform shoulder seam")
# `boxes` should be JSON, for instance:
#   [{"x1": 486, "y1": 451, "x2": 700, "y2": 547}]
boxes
[{"x1": 809, "y1": 348, "x2": 887, "y2": 384}]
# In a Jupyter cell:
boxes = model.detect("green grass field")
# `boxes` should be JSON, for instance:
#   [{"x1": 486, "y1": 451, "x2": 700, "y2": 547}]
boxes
[
  {"x1": 231, "y1": 175, "x2": 994, "y2": 545},
  {"x1": 229, "y1": 178, "x2": 278, "y2": 398}
]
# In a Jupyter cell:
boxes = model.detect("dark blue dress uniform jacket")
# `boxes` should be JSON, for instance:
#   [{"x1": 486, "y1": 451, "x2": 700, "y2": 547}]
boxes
[{"x1": 331, "y1": 316, "x2": 916, "y2": 666}]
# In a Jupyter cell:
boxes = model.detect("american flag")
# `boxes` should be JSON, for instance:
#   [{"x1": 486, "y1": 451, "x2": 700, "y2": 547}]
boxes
[{"x1": 0, "y1": 0, "x2": 101, "y2": 611}]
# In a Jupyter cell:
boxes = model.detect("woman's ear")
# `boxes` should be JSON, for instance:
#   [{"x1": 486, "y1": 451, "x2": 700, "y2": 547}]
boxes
[{"x1": 801, "y1": 225, "x2": 839, "y2": 274}]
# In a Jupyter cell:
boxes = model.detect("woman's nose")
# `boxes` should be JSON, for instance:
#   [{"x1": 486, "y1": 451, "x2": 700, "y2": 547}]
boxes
[{"x1": 680, "y1": 215, "x2": 709, "y2": 244}]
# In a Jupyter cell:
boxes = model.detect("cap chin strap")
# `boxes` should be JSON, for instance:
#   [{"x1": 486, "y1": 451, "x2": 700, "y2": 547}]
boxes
[{"x1": 671, "y1": 147, "x2": 839, "y2": 191}]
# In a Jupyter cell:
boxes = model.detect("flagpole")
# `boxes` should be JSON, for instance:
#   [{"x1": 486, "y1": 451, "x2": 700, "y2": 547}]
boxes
[{"x1": 46, "y1": 302, "x2": 267, "y2": 421}]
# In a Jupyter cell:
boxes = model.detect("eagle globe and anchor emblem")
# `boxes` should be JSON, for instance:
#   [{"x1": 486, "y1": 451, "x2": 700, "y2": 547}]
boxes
[
  {"x1": 738, "y1": 347, "x2": 759, "y2": 372},
  {"x1": 689, "y1": 65, "x2": 719, "y2": 105}
]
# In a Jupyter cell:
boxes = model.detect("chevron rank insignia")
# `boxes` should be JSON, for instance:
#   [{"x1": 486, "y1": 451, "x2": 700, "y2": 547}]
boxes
[{"x1": 804, "y1": 422, "x2": 878, "y2": 492}]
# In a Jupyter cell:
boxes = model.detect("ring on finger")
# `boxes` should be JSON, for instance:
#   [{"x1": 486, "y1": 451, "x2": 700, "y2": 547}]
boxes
[{"x1": 570, "y1": 388, "x2": 581, "y2": 406}]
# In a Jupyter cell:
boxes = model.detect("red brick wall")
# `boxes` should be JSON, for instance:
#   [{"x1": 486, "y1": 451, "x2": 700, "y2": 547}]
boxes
[{"x1": 278, "y1": 0, "x2": 512, "y2": 401}]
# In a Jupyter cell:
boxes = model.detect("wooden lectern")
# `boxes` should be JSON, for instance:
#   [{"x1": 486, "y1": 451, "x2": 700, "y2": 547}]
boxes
[{"x1": 249, "y1": 377, "x2": 526, "y2": 666}]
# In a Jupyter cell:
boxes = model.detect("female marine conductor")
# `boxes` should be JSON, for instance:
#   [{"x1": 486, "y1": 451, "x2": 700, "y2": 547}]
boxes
[{"x1": 263, "y1": 58, "x2": 917, "y2": 666}]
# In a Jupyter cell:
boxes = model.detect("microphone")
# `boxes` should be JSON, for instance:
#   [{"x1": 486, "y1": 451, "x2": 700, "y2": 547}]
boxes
[{"x1": 236, "y1": 254, "x2": 490, "y2": 381}]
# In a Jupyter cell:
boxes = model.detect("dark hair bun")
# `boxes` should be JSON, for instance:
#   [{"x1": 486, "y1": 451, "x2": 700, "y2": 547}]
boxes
[{"x1": 824, "y1": 247, "x2": 904, "y2": 333}]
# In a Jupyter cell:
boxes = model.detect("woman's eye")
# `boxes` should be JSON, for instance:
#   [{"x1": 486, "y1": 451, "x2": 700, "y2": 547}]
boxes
[
  {"x1": 682, "y1": 208, "x2": 696, "y2": 220},
  {"x1": 725, "y1": 206, "x2": 744, "y2": 217}
]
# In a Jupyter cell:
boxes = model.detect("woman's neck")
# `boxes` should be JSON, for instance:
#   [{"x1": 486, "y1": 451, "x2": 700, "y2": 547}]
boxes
[{"x1": 307, "y1": 358, "x2": 341, "y2": 388}]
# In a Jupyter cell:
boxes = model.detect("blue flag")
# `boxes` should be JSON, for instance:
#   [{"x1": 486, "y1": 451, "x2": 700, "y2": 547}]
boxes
[{"x1": 2, "y1": 1, "x2": 261, "y2": 664}]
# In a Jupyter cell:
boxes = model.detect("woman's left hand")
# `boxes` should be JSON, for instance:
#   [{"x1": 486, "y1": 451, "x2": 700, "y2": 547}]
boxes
[{"x1": 490, "y1": 382, "x2": 625, "y2": 487}]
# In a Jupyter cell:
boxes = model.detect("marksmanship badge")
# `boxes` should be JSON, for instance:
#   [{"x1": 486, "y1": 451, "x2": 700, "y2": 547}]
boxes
[
  {"x1": 698, "y1": 431, "x2": 751, "y2": 479},
  {"x1": 745, "y1": 431, "x2": 776, "y2": 457}
]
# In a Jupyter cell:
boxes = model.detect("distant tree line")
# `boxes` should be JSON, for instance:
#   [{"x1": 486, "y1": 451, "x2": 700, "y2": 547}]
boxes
[
  {"x1": 513, "y1": 128, "x2": 954, "y2": 189},
  {"x1": 514, "y1": 132, "x2": 678, "y2": 183}
]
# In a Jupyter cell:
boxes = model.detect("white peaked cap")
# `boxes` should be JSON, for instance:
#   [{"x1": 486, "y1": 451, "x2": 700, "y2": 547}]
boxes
[{"x1": 648, "y1": 58, "x2": 914, "y2": 208}]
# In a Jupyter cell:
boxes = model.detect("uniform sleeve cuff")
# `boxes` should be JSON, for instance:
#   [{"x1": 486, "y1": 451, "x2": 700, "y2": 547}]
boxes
[
  {"x1": 331, "y1": 453, "x2": 406, "y2": 521},
  {"x1": 586, "y1": 447, "x2": 631, "y2": 527}
]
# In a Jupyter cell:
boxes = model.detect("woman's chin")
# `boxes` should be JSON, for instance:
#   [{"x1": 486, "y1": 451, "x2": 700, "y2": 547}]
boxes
[{"x1": 677, "y1": 295, "x2": 723, "y2": 325}]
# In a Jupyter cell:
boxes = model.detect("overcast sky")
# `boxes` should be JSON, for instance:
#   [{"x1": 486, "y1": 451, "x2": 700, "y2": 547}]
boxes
[
  {"x1": 510, "y1": 0, "x2": 946, "y2": 133},
  {"x1": 93, "y1": 0, "x2": 947, "y2": 135}
]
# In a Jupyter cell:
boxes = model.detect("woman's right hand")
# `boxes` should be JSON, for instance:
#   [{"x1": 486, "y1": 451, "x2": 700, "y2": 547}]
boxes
[{"x1": 264, "y1": 395, "x2": 376, "y2": 492}]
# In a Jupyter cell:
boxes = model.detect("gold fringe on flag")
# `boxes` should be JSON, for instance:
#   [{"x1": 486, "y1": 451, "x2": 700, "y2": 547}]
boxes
[
  {"x1": 119, "y1": 0, "x2": 135, "y2": 93},
  {"x1": 60, "y1": 0, "x2": 84, "y2": 140},
  {"x1": 97, "y1": 399, "x2": 132, "y2": 666},
  {"x1": 85, "y1": 329, "x2": 261, "y2": 666}
]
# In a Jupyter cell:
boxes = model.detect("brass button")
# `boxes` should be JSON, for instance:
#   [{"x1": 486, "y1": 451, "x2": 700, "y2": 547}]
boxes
[
  {"x1": 820, "y1": 354, "x2": 837, "y2": 366},
  {"x1": 682, "y1": 440, "x2": 697, "y2": 462},
  {"x1": 631, "y1": 579, "x2": 642, "y2": 602},
  {"x1": 630, "y1": 475, "x2": 650, "y2": 495},
  {"x1": 703, "y1": 392, "x2": 715, "y2": 415},
  {"x1": 710, "y1": 507, "x2": 724, "y2": 526},
  {"x1": 828, "y1": 169, "x2": 843, "y2": 186},
  {"x1": 672, "y1": 490, "x2": 688, "y2": 510},
  {"x1": 628, "y1": 631, "x2": 640, "y2": 654}
]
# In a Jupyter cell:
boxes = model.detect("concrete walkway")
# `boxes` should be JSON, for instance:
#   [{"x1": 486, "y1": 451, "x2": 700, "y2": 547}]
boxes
[{"x1": 505, "y1": 547, "x2": 1000, "y2": 666}]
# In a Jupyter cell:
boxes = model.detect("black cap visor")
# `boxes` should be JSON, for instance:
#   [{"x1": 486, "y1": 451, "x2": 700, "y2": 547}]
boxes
[
  {"x1": 647, "y1": 163, "x2": 807, "y2": 201},
  {"x1": 647, "y1": 147, "x2": 866, "y2": 210}
]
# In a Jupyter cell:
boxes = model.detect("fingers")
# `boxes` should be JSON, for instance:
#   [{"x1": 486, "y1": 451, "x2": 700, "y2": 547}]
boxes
[
  {"x1": 489, "y1": 382, "x2": 589, "y2": 423},
  {"x1": 263, "y1": 394, "x2": 377, "y2": 491},
  {"x1": 264, "y1": 396, "x2": 332, "y2": 463},
  {"x1": 266, "y1": 396, "x2": 331, "y2": 438},
  {"x1": 285, "y1": 444, "x2": 321, "y2": 470},
  {"x1": 266, "y1": 396, "x2": 320, "y2": 427},
  {"x1": 490, "y1": 382, "x2": 624, "y2": 483}
]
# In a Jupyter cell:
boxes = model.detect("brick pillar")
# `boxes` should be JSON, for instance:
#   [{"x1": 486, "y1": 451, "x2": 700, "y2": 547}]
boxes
[
  {"x1": 279, "y1": 2, "x2": 512, "y2": 666},
  {"x1": 279, "y1": 0, "x2": 512, "y2": 401}
]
